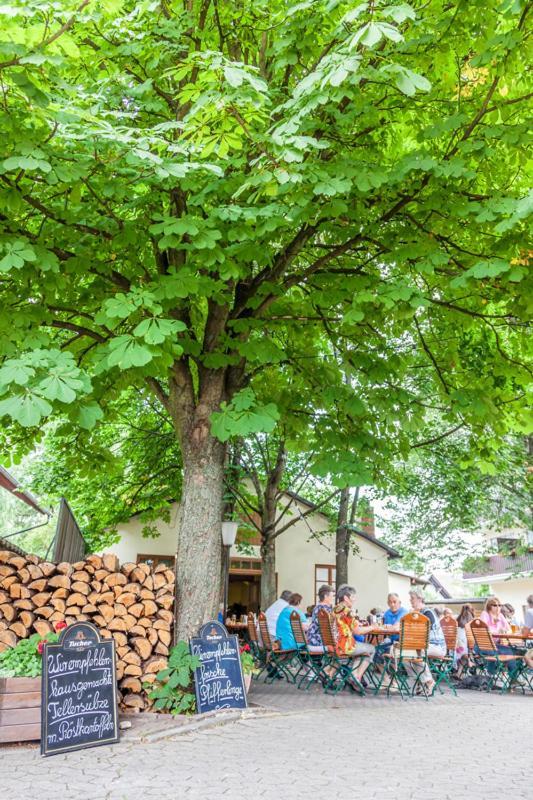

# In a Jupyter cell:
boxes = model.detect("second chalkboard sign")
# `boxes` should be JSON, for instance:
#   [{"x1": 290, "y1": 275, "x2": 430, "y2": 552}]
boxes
[
  {"x1": 41, "y1": 622, "x2": 119, "y2": 757},
  {"x1": 190, "y1": 621, "x2": 247, "y2": 714}
]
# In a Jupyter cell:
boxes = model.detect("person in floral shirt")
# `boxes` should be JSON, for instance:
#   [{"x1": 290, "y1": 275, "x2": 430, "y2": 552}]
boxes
[
  {"x1": 333, "y1": 584, "x2": 376, "y2": 687},
  {"x1": 306, "y1": 585, "x2": 335, "y2": 649}
]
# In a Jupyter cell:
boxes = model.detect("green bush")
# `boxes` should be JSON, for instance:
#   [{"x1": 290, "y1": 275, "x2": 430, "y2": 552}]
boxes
[
  {"x1": 146, "y1": 640, "x2": 200, "y2": 715},
  {"x1": 0, "y1": 632, "x2": 59, "y2": 678}
]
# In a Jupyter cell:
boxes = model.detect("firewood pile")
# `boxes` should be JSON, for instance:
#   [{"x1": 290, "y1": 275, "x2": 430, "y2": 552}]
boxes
[{"x1": 0, "y1": 550, "x2": 174, "y2": 711}]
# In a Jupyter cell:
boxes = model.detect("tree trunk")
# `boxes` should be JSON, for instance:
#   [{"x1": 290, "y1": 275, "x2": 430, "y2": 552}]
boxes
[
  {"x1": 260, "y1": 537, "x2": 276, "y2": 610},
  {"x1": 173, "y1": 427, "x2": 226, "y2": 642},
  {"x1": 335, "y1": 487, "x2": 350, "y2": 587}
]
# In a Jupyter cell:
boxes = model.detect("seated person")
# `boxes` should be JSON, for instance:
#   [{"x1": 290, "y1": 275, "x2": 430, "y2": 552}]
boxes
[
  {"x1": 480, "y1": 596, "x2": 511, "y2": 635},
  {"x1": 522, "y1": 594, "x2": 533, "y2": 670},
  {"x1": 383, "y1": 593, "x2": 408, "y2": 642},
  {"x1": 333, "y1": 584, "x2": 375, "y2": 687},
  {"x1": 501, "y1": 603, "x2": 518, "y2": 627},
  {"x1": 406, "y1": 590, "x2": 447, "y2": 694},
  {"x1": 306, "y1": 584, "x2": 335, "y2": 650},
  {"x1": 374, "y1": 593, "x2": 408, "y2": 665},
  {"x1": 264, "y1": 589, "x2": 292, "y2": 638},
  {"x1": 455, "y1": 604, "x2": 475, "y2": 676},
  {"x1": 276, "y1": 593, "x2": 308, "y2": 650},
  {"x1": 480, "y1": 596, "x2": 528, "y2": 674}
]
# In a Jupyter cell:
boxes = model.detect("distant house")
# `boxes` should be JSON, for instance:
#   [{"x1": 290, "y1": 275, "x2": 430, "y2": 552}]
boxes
[
  {"x1": 387, "y1": 569, "x2": 429, "y2": 601},
  {"x1": 101, "y1": 492, "x2": 402, "y2": 616},
  {"x1": 463, "y1": 527, "x2": 533, "y2": 622}
]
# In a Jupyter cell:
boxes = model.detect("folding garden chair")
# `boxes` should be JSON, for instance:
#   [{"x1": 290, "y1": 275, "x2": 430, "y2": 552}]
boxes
[
  {"x1": 381, "y1": 612, "x2": 431, "y2": 700},
  {"x1": 316, "y1": 609, "x2": 366, "y2": 695},
  {"x1": 257, "y1": 612, "x2": 298, "y2": 684},
  {"x1": 469, "y1": 618, "x2": 526, "y2": 693},
  {"x1": 429, "y1": 617, "x2": 457, "y2": 696},
  {"x1": 247, "y1": 613, "x2": 267, "y2": 680},
  {"x1": 289, "y1": 611, "x2": 327, "y2": 690}
]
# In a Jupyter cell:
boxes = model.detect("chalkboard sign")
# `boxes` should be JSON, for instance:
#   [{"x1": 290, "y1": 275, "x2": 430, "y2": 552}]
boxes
[
  {"x1": 190, "y1": 621, "x2": 247, "y2": 714},
  {"x1": 41, "y1": 622, "x2": 119, "y2": 757}
]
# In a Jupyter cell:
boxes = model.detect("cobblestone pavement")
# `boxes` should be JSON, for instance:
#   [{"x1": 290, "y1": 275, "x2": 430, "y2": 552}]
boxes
[{"x1": 2, "y1": 685, "x2": 531, "y2": 800}]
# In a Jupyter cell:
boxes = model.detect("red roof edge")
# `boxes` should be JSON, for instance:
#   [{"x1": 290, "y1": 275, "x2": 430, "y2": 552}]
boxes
[{"x1": 0, "y1": 466, "x2": 49, "y2": 517}]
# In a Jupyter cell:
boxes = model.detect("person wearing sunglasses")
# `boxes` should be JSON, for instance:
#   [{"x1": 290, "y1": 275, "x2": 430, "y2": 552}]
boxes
[{"x1": 480, "y1": 597, "x2": 512, "y2": 635}]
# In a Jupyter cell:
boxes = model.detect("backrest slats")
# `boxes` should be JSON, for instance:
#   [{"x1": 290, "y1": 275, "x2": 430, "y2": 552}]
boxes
[
  {"x1": 247, "y1": 612, "x2": 258, "y2": 643},
  {"x1": 470, "y1": 618, "x2": 497, "y2": 652},
  {"x1": 290, "y1": 611, "x2": 307, "y2": 647},
  {"x1": 258, "y1": 611, "x2": 274, "y2": 651},
  {"x1": 440, "y1": 617, "x2": 458, "y2": 653},
  {"x1": 400, "y1": 612, "x2": 430, "y2": 651},
  {"x1": 317, "y1": 608, "x2": 336, "y2": 652}
]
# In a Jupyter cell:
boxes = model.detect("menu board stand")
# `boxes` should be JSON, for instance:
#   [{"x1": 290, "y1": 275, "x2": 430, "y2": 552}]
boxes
[
  {"x1": 41, "y1": 622, "x2": 119, "y2": 757},
  {"x1": 190, "y1": 621, "x2": 247, "y2": 714}
]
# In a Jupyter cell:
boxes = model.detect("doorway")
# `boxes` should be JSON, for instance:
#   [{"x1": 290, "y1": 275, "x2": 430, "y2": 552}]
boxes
[{"x1": 227, "y1": 557, "x2": 261, "y2": 616}]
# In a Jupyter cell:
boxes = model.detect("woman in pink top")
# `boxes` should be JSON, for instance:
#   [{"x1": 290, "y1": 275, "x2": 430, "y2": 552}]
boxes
[{"x1": 480, "y1": 597, "x2": 512, "y2": 635}]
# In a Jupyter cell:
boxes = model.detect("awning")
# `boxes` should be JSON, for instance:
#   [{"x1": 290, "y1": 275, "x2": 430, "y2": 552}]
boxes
[{"x1": 0, "y1": 465, "x2": 49, "y2": 516}]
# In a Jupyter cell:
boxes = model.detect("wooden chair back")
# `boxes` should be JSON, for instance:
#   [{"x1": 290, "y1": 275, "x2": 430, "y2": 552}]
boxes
[
  {"x1": 470, "y1": 618, "x2": 497, "y2": 653},
  {"x1": 440, "y1": 616, "x2": 458, "y2": 653},
  {"x1": 399, "y1": 612, "x2": 430, "y2": 651},
  {"x1": 465, "y1": 621, "x2": 476, "y2": 652},
  {"x1": 317, "y1": 608, "x2": 336, "y2": 653},
  {"x1": 258, "y1": 611, "x2": 275, "y2": 651},
  {"x1": 247, "y1": 612, "x2": 259, "y2": 643},
  {"x1": 289, "y1": 611, "x2": 307, "y2": 648}
]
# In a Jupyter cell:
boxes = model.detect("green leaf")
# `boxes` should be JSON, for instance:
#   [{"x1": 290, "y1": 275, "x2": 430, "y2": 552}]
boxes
[
  {"x1": 224, "y1": 66, "x2": 244, "y2": 87},
  {"x1": 0, "y1": 392, "x2": 52, "y2": 427},
  {"x1": 133, "y1": 318, "x2": 186, "y2": 345},
  {"x1": 107, "y1": 336, "x2": 154, "y2": 369},
  {"x1": 76, "y1": 402, "x2": 104, "y2": 430}
]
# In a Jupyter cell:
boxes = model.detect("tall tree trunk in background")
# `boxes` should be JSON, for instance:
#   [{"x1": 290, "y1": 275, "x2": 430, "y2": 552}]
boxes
[
  {"x1": 335, "y1": 487, "x2": 360, "y2": 587},
  {"x1": 260, "y1": 537, "x2": 277, "y2": 610},
  {"x1": 335, "y1": 487, "x2": 350, "y2": 587}
]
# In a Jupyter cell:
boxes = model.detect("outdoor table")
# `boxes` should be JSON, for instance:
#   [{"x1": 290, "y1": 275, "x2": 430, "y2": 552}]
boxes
[
  {"x1": 366, "y1": 627, "x2": 399, "y2": 644},
  {"x1": 493, "y1": 633, "x2": 532, "y2": 641}
]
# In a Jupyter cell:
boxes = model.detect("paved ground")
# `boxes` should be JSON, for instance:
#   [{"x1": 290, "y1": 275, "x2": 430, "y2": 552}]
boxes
[{"x1": 2, "y1": 683, "x2": 532, "y2": 800}]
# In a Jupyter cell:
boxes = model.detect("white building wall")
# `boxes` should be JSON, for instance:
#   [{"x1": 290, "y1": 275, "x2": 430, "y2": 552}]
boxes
[
  {"x1": 101, "y1": 498, "x2": 394, "y2": 615},
  {"x1": 102, "y1": 503, "x2": 180, "y2": 564}
]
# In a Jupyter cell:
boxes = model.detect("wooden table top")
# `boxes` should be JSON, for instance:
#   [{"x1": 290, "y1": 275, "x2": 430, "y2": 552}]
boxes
[
  {"x1": 493, "y1": 632, "x2": 532, "y2": 641},
  {"x1": 367, "y1": 627, "x2": 399, "y2": 636}
]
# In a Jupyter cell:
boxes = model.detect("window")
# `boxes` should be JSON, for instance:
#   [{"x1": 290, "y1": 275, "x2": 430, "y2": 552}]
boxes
[
  {"x1": 137, "y1": 554, "x2": 175, "y2": 569},
  {"x1": 314, "y1": 564, "x2": 336, "y2": 600},
  {"x1": 229, "y1": 557, "x2": 262, "y2": 575}
]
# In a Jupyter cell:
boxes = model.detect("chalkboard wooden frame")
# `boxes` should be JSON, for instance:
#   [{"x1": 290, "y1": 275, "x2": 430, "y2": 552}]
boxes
[
  {"x1": 190, "y1": 621, "x2": 248, "y2": 715},
  {"x1": 41, "y1": 622, "x2": 119, "y2": 757}
]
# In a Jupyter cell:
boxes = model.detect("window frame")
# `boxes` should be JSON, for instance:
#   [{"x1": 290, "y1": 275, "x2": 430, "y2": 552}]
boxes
[{"x1": 314, "y1": 563, "x2": 336, "y2": 602}]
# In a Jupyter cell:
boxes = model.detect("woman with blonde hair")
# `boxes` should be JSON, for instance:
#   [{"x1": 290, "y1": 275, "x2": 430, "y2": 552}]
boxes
[{"x1": 480, "y1": 597, "x2": 511, "y2": 635}]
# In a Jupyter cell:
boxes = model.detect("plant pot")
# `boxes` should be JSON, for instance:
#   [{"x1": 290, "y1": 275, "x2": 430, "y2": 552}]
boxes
[
  {"x1": 244, "y1": 673, "x2": 252, "y2": 694},
  {"x1": 0, "y1": 677, "x2": 41, "y2": 744}
]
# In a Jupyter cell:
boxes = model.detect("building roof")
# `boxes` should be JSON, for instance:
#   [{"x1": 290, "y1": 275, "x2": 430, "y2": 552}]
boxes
[
  {"x1": 283, "y1": 490, "x2": 401, "y2": 558},
  {"x1": 0, "y1": 465, "x2": 49, "y2": 516},
  {"x1": 0, "y1": 536, "x2": 26, "y2": 556},
  {"x1": 388, "y1": 568, "x2": 429, "y2": 586},
  {"x1": 463, "y1": 551, "x2": 533, "y2": 581},
  {"x1": 426, "y1": 597, "x2": 488, "y2": 606},
  {"x1": 348, "y1": 526, "x2": 401, "y2": 559}
]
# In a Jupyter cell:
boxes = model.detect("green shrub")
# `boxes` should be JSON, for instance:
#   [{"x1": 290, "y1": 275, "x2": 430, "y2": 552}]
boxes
[
  {"x1": 145, "y1": 640, "x2": 200, "y2": 715},
  {"x1": 0, "y1": 632, "x2": 59, "y2": 678}
]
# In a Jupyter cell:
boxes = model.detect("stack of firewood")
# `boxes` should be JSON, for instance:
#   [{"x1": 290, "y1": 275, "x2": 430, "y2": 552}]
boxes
[{"x1": 0, "y1": 550, "x2": 174, "y2": 711}]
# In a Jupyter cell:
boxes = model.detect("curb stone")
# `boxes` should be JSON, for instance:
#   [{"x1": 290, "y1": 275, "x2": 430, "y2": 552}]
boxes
[{"x1": 138, "y1": 706, "x2": 280, "y2": 742}]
